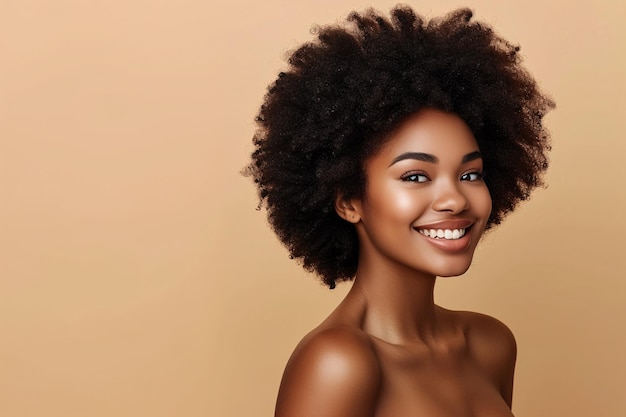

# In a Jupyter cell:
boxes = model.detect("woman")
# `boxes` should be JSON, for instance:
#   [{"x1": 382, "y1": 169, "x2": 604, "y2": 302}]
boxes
[{"x1": 246, "y1": 6, "x2": 553, "y2": 416}]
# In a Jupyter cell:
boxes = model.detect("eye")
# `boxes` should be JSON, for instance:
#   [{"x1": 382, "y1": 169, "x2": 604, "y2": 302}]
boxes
[
  {"x1": 401, "y1": 171, "x2": 429, "y2": 183},
  {"x1": 461, "y1": 171, "x2": 483, "y2": 181}
]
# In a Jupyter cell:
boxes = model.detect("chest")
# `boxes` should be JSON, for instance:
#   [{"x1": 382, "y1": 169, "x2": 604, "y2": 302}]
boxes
[{"x1": 372, "y1": 345, "x2": 514, "y2": 417}]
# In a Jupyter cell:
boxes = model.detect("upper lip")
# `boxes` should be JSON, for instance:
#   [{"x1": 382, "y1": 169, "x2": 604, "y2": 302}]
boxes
[{"x1": 413, "y1": 219, "x2": 474, "y2": 230}]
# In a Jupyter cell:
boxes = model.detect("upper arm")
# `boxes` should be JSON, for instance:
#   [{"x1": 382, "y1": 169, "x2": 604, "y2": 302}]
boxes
[
  {"x1": 466, "y1": 313, "x2": 517, "y2": 408},
  {"x1": 275, "y1": 328, "x2": 381, "y2": 417}
]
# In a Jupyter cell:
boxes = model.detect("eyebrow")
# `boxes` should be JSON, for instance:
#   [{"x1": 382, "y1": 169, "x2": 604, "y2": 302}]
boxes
[
  {"x1": 461, "y1": 151, "x2": 483, "y2": 163},
  {"x1": 388, "y1": 150, "x2": 483, "y2": 167}
]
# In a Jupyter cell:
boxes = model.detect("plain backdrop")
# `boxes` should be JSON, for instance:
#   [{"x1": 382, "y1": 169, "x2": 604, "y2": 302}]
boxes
[{"x1": 1, "y1": 0, "x2": 625, "y2": 416}]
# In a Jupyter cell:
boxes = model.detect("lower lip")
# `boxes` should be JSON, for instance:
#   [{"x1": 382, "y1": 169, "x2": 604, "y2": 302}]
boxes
[{"x1": 416, "y1": 230, "x2": 472, "y2": 252}]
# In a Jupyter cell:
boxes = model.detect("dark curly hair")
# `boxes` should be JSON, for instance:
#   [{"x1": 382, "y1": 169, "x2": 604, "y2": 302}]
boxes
[{"x1": 245, "y1": 6, "x2": 554, "y2": 288}]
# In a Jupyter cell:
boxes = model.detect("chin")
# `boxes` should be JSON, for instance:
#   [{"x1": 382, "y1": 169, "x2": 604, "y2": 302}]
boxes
[
  {"x1": 438, "y1": 270, "x2": 469, "y2": 278},
  {"x1": 431, "y1": 261, "x2": 473, "y2": 278}
]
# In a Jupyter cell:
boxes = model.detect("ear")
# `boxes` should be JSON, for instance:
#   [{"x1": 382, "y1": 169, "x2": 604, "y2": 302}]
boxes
[{"x1": 334, "y1": 193, "x2": 362, "y2": 224}]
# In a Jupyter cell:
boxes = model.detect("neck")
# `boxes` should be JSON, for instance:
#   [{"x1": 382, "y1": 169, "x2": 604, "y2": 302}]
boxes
[{"x1": 347, "y1": 255, "x2": 442, "y2": 345}]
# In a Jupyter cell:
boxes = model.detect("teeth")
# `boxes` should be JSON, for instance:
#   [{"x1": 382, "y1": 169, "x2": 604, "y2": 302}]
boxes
[{"x1": 419, "y1": 228, "x2": 466, "y2": 240}]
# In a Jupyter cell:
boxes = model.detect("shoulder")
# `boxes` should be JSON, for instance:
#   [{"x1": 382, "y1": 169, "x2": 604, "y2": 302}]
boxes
[
  {"x1": 461, "y1": 311, "x2": 517, "y2": 358},
  {"x1": 275, "y1": 326, "x2": 381, "y2": 417},
  {"x1": 456, "y1": 311, "x2": 517, "y2": 405}
]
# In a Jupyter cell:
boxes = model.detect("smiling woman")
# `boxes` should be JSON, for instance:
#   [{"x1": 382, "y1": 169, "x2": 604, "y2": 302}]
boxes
[
  {"x1": 339, "y1": 110, "x2": 493, "y2": 279},
  {"x1": 245, "y1": 5, "x2": 553, "y2": 417}
]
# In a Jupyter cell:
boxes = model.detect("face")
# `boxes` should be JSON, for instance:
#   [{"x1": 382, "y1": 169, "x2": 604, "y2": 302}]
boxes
[{"x1": 344, "y1": 109, "x2": 492, "y2": 278}]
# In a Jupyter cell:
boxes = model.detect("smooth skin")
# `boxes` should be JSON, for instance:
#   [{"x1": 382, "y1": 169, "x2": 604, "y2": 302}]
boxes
[{"x1": 275, "y1": 109, "x2": 517, "y2": 417}]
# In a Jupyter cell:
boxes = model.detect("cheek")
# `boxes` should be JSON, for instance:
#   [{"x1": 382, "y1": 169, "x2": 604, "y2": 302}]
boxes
[
  {"x1": 378, "y1": 184, "x2": 419, "y2": 219},
  {"x1": 476, "y1": 186, "x2": 493, "y2": 219},
  {"x1": 364, "y1": 180, "x2": 420, "y2": 221},
  {"x1": 393, "y1": 189, "x2": 419, "y2": 214}
]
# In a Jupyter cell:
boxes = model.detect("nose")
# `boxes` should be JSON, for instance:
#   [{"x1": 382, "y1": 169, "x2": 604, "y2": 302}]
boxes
[{"x1": 432, "y1": 180, "x2": 470, "y2": 214}]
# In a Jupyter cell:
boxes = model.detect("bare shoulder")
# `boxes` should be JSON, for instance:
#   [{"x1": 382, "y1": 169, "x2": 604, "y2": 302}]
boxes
[
  {"x1": 453, "y1": 310, "x2": 517, "y2": 406},
  {"x1": 275, "y1": 326, "x2": 381, "y2": 417},
  {"x1": 460, "y1": 311, "x2": 517, "y2": 364}
]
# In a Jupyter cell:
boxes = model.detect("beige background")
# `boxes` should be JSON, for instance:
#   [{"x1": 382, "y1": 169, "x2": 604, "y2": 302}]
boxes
[{"x1": 1, "y1": 0, "x2": 625, "y2": 416}]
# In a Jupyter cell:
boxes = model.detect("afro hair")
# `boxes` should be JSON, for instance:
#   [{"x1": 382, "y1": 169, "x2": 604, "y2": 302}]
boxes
[{"x1": 245, "y1": 6, "x2": 554, "y2": 288}]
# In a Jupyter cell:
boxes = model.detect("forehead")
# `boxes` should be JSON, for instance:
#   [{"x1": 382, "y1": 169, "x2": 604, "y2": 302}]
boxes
[{"x1": 376, "y1": 109, "x2": 479, "y2": 160}]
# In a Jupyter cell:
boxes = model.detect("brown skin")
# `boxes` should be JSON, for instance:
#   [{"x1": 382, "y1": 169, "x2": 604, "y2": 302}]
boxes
[{"x1": 275, "y1": 109, "x2": 517, "y2": 417}]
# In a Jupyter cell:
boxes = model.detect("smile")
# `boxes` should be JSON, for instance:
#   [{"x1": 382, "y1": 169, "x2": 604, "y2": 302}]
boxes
[{"x1": 417, "y1": 228, "x2": 466, "y2": 240}]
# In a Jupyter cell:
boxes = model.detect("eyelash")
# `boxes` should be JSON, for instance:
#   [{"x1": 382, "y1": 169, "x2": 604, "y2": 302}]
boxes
[
  {"x1": 400, "y1": 171, "x2": 429, "y2": 183},
  {"x1": 461, "y1": 171, "x2": 484, "y2": 181},
  {"x1": 400, "y1": 171, "x2": 484, "y2": 183}
]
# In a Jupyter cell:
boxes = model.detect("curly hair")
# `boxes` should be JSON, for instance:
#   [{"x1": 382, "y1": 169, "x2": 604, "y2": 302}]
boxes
[{"x1": 245, "y1": 6, "x2": 554, "y2": 288}]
